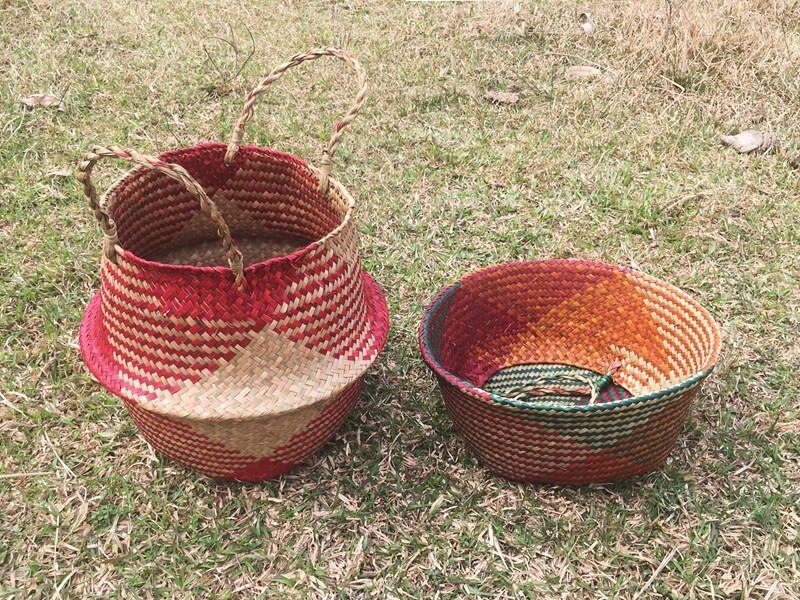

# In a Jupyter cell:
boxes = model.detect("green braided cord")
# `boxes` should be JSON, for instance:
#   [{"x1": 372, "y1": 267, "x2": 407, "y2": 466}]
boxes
[
  {"x1": 504, "y1": 372, "x2": 600, "y2": 403},
  {"x1": 487, "y1": 360, "x2": 622, "y2": 404},
  {"x1": 499, "y1": 359, "x2": 622, "y2": 405}
]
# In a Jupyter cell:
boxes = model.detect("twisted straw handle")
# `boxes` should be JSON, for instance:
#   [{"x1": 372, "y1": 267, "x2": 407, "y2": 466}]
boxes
[
  {"x1": 76, "y1": 145, "x2": 246, "y2": 289},
  {"x1": 224, "y1": 47, "x2": 368, "y2": 195}
]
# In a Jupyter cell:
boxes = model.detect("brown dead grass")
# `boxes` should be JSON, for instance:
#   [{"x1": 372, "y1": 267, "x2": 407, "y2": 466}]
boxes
[
  {"x1": 477, "y1": 0, "x2": 800, "y2": 101},
  {"x1": 614, "y1": 0, "x2": 799, "y2": 81}
]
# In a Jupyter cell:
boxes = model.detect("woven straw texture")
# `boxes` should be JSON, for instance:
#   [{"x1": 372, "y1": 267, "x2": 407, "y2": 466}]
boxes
[
  {"x1": 419, "y1": 260, "x2": 720, "y2": 484},
  {"x1": 77, "y1": 48, "x2": 389, "y2": 481}
]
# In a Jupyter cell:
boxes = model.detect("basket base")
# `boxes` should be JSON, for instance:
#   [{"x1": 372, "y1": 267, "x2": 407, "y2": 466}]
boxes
[
  {"x1": 124, "y1": 378, "x2": 366, "y2": 483},
  {"x1": 440, "y1": 376, "x2": 694, "y2": 485},
  {"x1": 484, "y1": 363, "x2": 632, "y2": 406}
]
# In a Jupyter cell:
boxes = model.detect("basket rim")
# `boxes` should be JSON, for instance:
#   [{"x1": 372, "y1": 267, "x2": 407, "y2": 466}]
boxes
[
  {"x1": 418, "y1": 259, "x2": 721, "y2": 414},
  {"x1": 100, "y1": 142, "x2": 356, "y2": 279},
  {"x1": 80, "y1": 269, "x2": 390, "y2": 422}
]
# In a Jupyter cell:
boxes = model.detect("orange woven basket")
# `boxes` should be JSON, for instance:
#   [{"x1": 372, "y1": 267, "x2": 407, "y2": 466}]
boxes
[
  {"x1": 420, "y1": 260, "x2": 720, "y2": 484},
  {"x1": 77, "y1": 48, "x2": 389, "y2": 481}
]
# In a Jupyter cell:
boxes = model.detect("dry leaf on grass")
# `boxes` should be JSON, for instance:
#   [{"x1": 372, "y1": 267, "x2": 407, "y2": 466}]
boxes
[
  {"x1": 566, "y1": 65, "x2": 602, "y2": 79},
  {"x1": 20, "y1": 92, "x2": 64, "y2": 110},
  {"x1": 579, "y1": 12, "x2": 593, "y2": 34},
  {"x1": 484, "y1": 90, "x2": 519, "y2": 105},
  {"x1": 718, "y1": 130, "x2": 777, "y2": 154}
]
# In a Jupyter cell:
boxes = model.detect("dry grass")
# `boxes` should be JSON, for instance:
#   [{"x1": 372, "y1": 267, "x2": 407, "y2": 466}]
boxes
[
  {"x1": 1, "y1": 0, "x2": 799, "y2": 597},
  {"x1": 478, "y1": 0, "x2": 800, "y2": 121},
  {"x1": 611, "y1": 0, "x2": 798, "y2": 82}
]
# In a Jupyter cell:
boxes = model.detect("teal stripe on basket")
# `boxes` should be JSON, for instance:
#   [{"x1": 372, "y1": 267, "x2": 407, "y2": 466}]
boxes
[{"x1": 422, "y1": 282, "x2": 460, "y2": 363}]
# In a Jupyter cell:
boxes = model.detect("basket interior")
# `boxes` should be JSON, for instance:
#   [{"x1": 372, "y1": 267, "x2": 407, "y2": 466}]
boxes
[
  {"x1": 422, "y1": 261, "x2": 720, "y2": 399},
  {"x1": 105, "y1": 143, "x2": 349, "y2": 267}
]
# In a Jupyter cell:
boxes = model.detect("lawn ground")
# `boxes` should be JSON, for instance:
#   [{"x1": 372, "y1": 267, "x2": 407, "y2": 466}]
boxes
[{"x1": 1, "y1": 0, "x2": 799, "y2": 597}]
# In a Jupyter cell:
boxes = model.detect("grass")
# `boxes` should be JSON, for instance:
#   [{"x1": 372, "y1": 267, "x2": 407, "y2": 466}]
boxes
[{"x1": 1, "y1": 0, "x2": 799, "y2": 597}]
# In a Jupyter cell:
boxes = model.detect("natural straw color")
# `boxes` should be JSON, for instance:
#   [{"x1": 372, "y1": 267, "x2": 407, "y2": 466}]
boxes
[
  {"x1": 78, "y1": 48, "x2": 389, "y2": 481},
  {"x1": 419, "y1": 260, "x2": 720, "y2": 484},
  {"x1": 225, "y1": 46, "x2": 369, "y2": 196}
]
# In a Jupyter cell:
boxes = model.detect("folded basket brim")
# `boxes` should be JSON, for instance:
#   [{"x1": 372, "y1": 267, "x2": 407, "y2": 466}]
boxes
[{"x1": 80, "y1": 269, "x2": 389, "y2": 420}]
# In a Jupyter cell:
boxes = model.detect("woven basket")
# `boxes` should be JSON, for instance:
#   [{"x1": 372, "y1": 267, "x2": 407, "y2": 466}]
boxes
[
  {"x1": 419, "y1": 260, "x2": 720, "y2": 484},
  {"x1": 77, "y1": 48, "x2": 389, "y2": 481}
]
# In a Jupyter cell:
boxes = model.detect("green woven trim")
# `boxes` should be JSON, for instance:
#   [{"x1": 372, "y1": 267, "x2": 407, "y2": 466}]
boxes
[
  {"x1": 421, "y1": 281, "x2": 716, "y2": 413},
  {"x1": 485, "y1": 363, "x2": 631, "y2": 406},
  {"x1": 483, "y1": 367, "x2": 712, "y2": 413},
  {"x1": 424, "y1": 281, "x2": 460, "y2": 361}
]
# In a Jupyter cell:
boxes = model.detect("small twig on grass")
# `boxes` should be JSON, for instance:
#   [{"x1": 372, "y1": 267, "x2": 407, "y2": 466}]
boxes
[
  {"x1": 201, "y1": 21, "x2": 255, "y2": 96},
  {"x1": 0, "y1": 471, "x2": 52, "y2": 479},
  {"x1": 545, "y1": 51, "x2": 618, "y2": 76},
  {"x1": 0, "y1": 391, "x2": 28, "y2": 418},
  {"x1": 42, "y1": 431, "x2": 76, "y2": 478},
  {"x1": 51, "y1": 570, "x2": 77, "y2": 600},
  {"x1": 632, "y1": 546, "x2": 679, "y2": 600},
  {"x1": 659, "y1": 74, "x2": 685, "y2": 93}
]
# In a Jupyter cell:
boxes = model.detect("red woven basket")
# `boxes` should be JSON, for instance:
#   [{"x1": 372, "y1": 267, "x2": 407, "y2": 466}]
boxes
[
  {"x1": 77, "y1": 48, "x2": 389, "y2": 481},
  {"x1": 419, "y1": 260, "x2": 720, "y2": 484}
]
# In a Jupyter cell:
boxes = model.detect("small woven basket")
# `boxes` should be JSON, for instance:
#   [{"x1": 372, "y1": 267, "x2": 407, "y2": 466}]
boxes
[
  {"x1": 77, "y1": 48, "x2": 389, "y2": 481},
  {"x1": 419, "y1": 260, "x2": 720, "y2": 484}
]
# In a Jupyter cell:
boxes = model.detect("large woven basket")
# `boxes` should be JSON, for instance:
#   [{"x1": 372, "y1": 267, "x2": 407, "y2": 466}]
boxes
[
  {"x1": 419, "y1": 260, "x2": 720, "y2": 484},
  {"x1": 77, "y1": 48, "x2": 389, "y2": 481}
]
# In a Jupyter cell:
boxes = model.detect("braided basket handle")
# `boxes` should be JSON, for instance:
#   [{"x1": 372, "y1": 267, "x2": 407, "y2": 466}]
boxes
[
  {"x1": 224, "y1": 46, "x2": 368, "y2": 195},
  {"x1": 76, "y1": 145, "x2": 245, "y2": 289}
]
